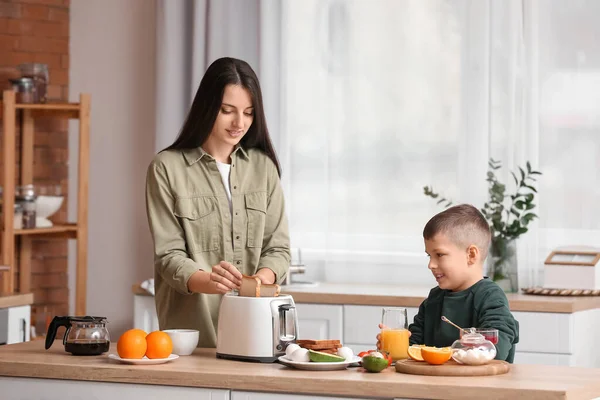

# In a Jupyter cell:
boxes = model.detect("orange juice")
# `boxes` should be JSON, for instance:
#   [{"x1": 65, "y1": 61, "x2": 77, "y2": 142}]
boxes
[{"x1": 380, "y1": 328, "x2": 410, "y2": 361}]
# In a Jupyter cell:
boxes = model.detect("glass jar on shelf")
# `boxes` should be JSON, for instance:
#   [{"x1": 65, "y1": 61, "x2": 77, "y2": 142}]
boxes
[
  {"x1": 13, "y1": 203, "x2": 23, "y2": 229},
  {"x1": 10, "y1": 77, "x2": 36, "y2": 104},
  {"x1": 16, "y1": 184, "x2": 37, "y2": 229},
  {"x1": 17, "y1": 63, "x2": 49, "y2": 103}
]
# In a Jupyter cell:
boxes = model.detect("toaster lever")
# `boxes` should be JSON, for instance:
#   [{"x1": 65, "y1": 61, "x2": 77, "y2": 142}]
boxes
[{"x1": 277, "y1": 304, "x2": 297, "y2": 349}]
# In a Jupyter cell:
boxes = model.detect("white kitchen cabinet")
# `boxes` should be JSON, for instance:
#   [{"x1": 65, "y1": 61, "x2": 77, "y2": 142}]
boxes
[
  {"x1": 295, "y1": 303, "x2": 343, "y2": 341},
  {"x1": 512, "y1": 309, "x2": 600, "y2": 368},
  {"x1": 512, "y1": 311, "x2": 572, "y2": 354},
  {"x1": 133, "y1": 294, "x2": 159, "y2": 333},
  {"x1": 0, "y1": 377, "x2": 229, "y2": 400},
  {"x1": 513, "y1": 351, "x2": 572, "y2": 366},
  {"x1": 0, "y1": 305, "x2": 30, "y2": 345},
  {"x1": 232, "y1": 390, "x2": 385, "y2": 400}
]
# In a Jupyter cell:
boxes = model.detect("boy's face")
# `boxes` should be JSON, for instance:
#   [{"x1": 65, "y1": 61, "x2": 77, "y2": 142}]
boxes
[{"x1": 424, "y1": 233, "x2": 481, "y2": 292}]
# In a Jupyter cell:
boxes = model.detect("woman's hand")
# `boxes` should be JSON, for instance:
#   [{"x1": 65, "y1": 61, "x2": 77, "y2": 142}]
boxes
[
  {"x1": 210, "y1": 261, "x2": 243, "y2": 292},
  {"x1": 255, "y1": 268, "x2": 276, "y2": 285},
  {"x1": 187, "y1": 261, "x2": 242, "y2": 294}
]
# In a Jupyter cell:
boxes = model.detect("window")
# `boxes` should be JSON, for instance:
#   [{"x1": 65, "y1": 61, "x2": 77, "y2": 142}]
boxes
[
  {"x1": 279, "y1": 0, "x2": 469, "y2": 284},
  {"x1": 276, "y1": 0, "x2": 600, "y2": 287}
]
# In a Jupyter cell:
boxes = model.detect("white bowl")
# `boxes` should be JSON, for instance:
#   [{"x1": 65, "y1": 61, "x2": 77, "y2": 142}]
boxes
[
  {"x1": 36, "y1": 195, "x2": 64, "y2": 227},
  {"x1": 162, "y1": 329, "x2": 199, "y2": 356}
]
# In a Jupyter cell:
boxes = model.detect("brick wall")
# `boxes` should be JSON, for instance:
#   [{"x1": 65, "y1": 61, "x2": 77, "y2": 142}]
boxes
[{"x1": 0, "y1": 0, "x2": 71, "y2": 321}]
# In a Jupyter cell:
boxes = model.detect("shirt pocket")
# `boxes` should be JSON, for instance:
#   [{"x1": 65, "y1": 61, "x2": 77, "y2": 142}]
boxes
[
  {"x1": 174, "y1": 196, "x2": 220, "y2": 253},
  {"x1": 245, "y1": 192, "x2": 267, "y2": 248}
]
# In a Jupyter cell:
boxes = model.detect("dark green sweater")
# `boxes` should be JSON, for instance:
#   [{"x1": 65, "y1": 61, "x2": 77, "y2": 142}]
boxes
[{"x1": 408, "y1": 278, "x2": 519, "y2": 363}]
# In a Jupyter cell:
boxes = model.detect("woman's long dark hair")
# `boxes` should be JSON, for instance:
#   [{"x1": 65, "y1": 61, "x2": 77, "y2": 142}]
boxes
[{"x1": 163, "y1": 57, "x2": 281, "y2": 176}]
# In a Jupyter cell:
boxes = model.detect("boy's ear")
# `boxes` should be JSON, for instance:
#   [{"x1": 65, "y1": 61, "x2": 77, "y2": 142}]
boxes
[{"x1": 467, "y1": 245, "x2": 479, "y2": 265}]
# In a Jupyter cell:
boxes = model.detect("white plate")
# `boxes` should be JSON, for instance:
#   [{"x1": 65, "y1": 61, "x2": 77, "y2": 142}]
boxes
[
  {"x1": 278, "y1": 355, "x2": 361, "y2": 371},
  {"x1": 108, "y1": 353, "x2": 179, "y2": 365}
]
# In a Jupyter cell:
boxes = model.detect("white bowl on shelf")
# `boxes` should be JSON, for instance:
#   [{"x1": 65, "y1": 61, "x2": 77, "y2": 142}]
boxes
[{"x1": 36, "y1": 195, "x2": 64, "y2": 228}]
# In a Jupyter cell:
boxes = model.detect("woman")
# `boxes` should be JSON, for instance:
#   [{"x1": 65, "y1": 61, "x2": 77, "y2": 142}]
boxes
[{"x1": 145, "y1": 57, "x2": 291, "y2": 348}]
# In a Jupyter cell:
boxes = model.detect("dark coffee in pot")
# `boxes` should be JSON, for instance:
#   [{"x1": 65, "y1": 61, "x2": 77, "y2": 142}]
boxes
[{"x1": 65, "y1": 341, "x2": 110, "y2": 356}]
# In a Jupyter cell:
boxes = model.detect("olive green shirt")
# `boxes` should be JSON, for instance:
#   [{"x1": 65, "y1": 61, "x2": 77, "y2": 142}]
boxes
[
  {"x1": 145, "y1": 145, "x2": 291, "y2": 347},
  {"x1": 408, "y1": 278, "x2": 520, "y2": 362}
]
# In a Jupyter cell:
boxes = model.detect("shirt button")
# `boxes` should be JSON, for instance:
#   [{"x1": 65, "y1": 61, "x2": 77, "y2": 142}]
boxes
[
  {"x1": 232, "y1": 164, "x2": 235, "y2": 167},
  {"x1": 236, "y1": 235, "x2": 240, "y2": 240},
  {"x1": 233, "y1": 186, "x2": 237, "y2": 189},
  {"x1": 236, "y1": 261, "x2": 241, "y2": 265},
  {"x1": 235, "y1": 212, "x2": 238, "y2": 216}
]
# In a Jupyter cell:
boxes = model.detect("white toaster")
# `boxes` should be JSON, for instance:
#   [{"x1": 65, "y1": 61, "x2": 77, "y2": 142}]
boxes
[{"x1": 216, "y1": 293, "x2": 298, "y2": 362}]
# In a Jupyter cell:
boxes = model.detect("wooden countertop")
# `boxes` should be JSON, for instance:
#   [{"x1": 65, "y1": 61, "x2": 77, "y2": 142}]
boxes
[
  {"x1": 0, "y1": 293, "x2": 33, "y2": 309},
  {"x1": 132, "y1": 282, "x2": 600, "y2": 313},
  {"x1": 1, "y1": 341, "x2": 600, "y2": 400}
]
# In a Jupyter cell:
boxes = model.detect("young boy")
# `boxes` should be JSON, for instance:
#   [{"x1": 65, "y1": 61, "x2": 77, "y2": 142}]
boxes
[{"x1": 377, "y1": 204, "x2": 519, "y2": 362}]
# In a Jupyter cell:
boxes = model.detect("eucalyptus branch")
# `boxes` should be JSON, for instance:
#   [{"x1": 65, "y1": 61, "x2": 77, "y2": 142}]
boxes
[{"x1": 423, "y1": 158, "x2": 542, "y2": 243}]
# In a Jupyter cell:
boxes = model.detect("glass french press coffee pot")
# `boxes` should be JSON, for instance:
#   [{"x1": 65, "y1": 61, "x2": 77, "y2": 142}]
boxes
[{"x1": 45, "y1": 316, "x2": 111, "y2": 356}]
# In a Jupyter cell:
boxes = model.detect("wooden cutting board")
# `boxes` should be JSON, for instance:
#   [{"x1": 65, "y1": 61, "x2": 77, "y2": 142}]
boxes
[{"x1": 395, "y1": 359, "x2": 510, "y2": 376}]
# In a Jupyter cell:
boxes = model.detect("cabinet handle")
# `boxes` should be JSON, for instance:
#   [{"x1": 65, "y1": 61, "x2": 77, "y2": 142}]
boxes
[{"x1": 21, "y1": 318, "x2": 26, "y2": 342}]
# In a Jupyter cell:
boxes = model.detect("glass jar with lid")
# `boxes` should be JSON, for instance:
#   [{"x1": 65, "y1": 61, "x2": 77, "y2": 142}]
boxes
[
  {"x1": 450, "y1": 329, "x2": 497, "y2": 365},
  {"x1": 10, "y1": 77, "x2": 36, "y2": 104},
  {"x1": 17, "y1": 63, "x2": 49, "y2": 103},
  {"x1": 13, "y1": 203, "x2": 23, "y2": 229},
  {"x1": 16, "y1": 184, "x2": 37, "y2": 229}
]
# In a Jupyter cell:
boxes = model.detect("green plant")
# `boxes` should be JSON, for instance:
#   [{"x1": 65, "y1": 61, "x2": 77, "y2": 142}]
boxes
[{"x1": 423, "y1": 158, "x2": 542, "y2": 282}]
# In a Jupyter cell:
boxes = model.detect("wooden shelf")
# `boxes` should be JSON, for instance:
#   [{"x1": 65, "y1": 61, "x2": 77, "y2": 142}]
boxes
[
  {"x1": 0, "y1": 101, "x2": 81, "y2": 119},
  {"x1": 1, "y1": 90, "x2": 90, "y2": 315},
  {"x1": 14, "y1": 102, "x2": 80, "y2": 110},
  {"x1": 13, "y1": 224, "x2": 78, "y2": 237}
]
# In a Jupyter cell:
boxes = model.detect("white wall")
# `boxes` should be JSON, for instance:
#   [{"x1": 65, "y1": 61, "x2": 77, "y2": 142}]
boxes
[{"x1": 68, "y1": 0, "x2": 156, "y2": 337}]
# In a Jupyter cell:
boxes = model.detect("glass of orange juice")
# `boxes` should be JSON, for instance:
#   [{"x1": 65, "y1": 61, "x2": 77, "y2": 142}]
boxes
[{"x1": 381, "y1": 307, "x2": 409, "y2": 362}]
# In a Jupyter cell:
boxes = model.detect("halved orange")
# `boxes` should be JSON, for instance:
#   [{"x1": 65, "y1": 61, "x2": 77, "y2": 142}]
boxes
[
  {"x1": 420, "y1": 346, "x2": 452, "y2": 365},
  {"x1": 407, "y1": 345, "x2": 424, "y2": 362}
]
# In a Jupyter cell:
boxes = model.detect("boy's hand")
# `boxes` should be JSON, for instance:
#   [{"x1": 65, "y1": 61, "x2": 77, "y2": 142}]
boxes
[{"x1": 376, "y1": 323, "x2": 411, "y2": 350}]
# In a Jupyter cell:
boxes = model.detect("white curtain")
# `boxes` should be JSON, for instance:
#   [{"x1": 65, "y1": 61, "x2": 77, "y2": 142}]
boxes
[
  {"x1": 278, "y1": 0, "x2": 600, "y2": 288},
  {"x1": 278, "y1": 0, "x2": 475, "y2": 286},
  {"x1": 154, "y1": 0, "x2": 600, "y2": 289},
  {"x1": 534, "y1": 0, "x2": 600, "y2": 280},
  {"x1": 154, "y1": 0, "x2": 281, "y2": 153},
  {"x1": 490, "y1": 0, "x2": 600, "y2": 287},
  {"x1": 488, "y1": 0, "x2": 539, "y2": 287}
]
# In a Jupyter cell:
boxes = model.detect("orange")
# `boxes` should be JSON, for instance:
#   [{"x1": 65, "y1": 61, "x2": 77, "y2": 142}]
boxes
[
  {"x1": 130, "y1": 328, "x2": 148, "y2": 337},
  {"x1": 421, "y1": 346, "x2": 452, "y2": 365},
  {"x1": 407, "y1": 345, "x2": 424, "y2": 362},
  {"x1": 117, "y1": 329, "x2": 148, "y2": 359},
  {"x1": 145, "y1": 331, "x2": 173, "y2": 359}
]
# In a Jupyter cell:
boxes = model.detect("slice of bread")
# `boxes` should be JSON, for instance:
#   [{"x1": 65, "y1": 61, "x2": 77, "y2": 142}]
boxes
[
  {"x1": 239, "y1": 275, "x2": 261, "y2": 297},
  {"x1": 259, "y1": 283, "x2": 281, "y2": 297},
  {"x1": 238, "y1": 274, "x2": 281, "y2": 297},
  {"x1": 297, "y1": 339, "x2": 341, "y2": 349}
]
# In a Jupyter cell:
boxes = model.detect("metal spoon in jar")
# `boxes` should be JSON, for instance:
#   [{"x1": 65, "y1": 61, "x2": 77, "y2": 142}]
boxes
[{"x1": 441, "y1": 316, "x2": 471, "y2": 335}]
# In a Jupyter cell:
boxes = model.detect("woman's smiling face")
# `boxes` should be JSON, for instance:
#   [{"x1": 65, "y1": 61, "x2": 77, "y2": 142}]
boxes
[{"x1": 207, "y1": 84, "x2": 254, "y2": 149}]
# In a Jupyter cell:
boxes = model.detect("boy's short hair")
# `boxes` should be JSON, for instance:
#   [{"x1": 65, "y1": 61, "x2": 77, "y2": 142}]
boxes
[{"x1": 423, "y1": 204, "x2": 492, "y2": 260}]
